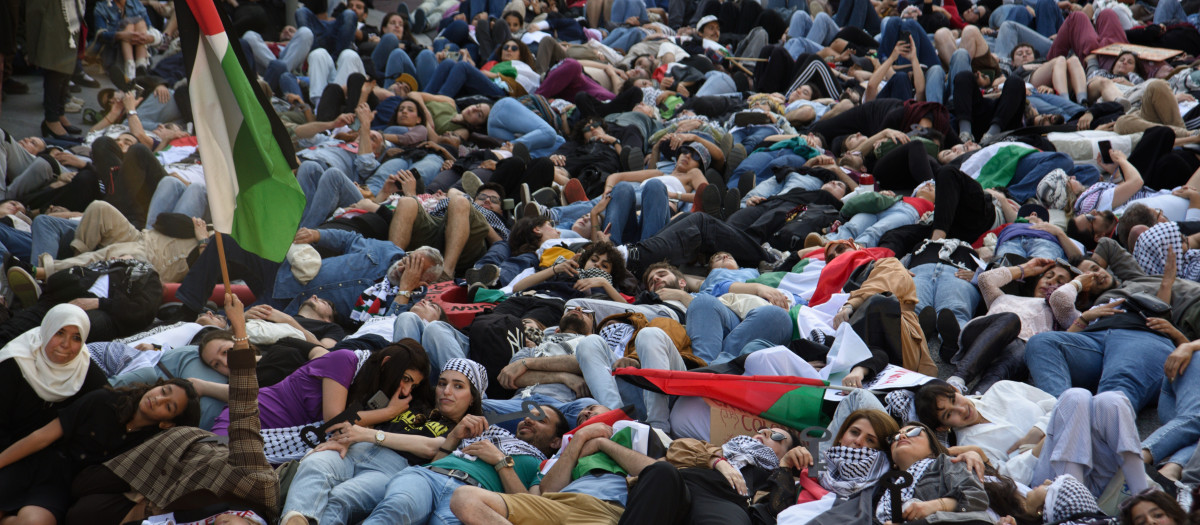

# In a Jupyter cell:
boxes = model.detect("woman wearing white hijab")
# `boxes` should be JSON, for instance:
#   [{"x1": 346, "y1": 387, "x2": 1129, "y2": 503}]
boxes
[{"x1": 0, "y1": 303, "x2": 106, "y2": 525}]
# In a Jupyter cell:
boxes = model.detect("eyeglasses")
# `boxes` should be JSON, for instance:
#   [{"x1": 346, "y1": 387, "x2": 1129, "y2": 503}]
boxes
[
  {"x1": 503, "y1": 44, "x2": 520, "y2": 51},
  {"x1": 759, "y1": 428, "x2": 788, "y2": 442},
  {"x1": 887, "y1": 427, "x2": 925, "y2": 445},
  {"x1": 566, "y1": 306, "x2": 595, "y2": 314},
  {"x1": 475, "y1": 193, "x2": 501, "y2": 205}
]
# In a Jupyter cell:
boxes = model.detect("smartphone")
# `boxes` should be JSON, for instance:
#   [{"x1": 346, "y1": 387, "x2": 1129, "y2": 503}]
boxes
[
  {"x1": 367, "y1": 391, "x2": 390, "y2": 410},
  {"x1": 897, "y1": 30, "x2": 911, "y2": 45},
  {"x1": 1099, "y1": 140, "x2": 1113, "y2": 163}
]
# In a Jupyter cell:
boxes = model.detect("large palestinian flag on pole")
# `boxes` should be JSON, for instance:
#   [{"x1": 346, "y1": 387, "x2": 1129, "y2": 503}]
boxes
[
  {"x1": 178, "y1": 0, "x2": 305, "y2": 262},
  {"x1": 614, "y1": 368, "x2": 831, "y2": 429}
]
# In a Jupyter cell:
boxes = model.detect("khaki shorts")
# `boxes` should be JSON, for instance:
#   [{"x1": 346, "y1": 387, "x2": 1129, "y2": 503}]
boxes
[
  {"x1": 500, "y1": 491, "x2": 623, "y2": 525},
  {"x1": 409, "y1": 199, "x2": 491, "y2": 273}
]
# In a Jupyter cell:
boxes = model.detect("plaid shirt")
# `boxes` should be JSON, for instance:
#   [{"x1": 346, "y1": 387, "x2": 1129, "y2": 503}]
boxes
[
  {"x1": 428, "y1": 196, "x2": 510, "y2": 240},
  {"x1": 105, "y1": 347, "x2": 279, "y2": 520}
]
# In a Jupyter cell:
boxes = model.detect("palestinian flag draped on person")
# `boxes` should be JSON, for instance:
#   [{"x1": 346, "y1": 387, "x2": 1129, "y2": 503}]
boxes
[
  {"x1": 614, "y1": 368, "x2": 831, "y2": 429},
  {"x1": 178, "y1": 0, "x2": 305, "y2": 262}
]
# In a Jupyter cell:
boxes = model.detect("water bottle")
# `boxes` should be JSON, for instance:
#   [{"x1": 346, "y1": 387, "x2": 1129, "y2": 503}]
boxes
[{"x1": 859, "y1": 174, "x2": 875, "y2": 192}]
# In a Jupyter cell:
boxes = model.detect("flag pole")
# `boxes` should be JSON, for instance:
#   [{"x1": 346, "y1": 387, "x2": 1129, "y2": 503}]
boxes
[{"x1": 214, "y1": 231, "x2": 233, "y2": 294}]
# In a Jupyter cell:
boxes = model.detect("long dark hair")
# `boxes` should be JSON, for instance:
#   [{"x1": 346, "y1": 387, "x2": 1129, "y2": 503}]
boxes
[
  {"x1": 509, "y1": 216, "x2": 552, "y2": 255},
  {"x1": 428, "y1": 371, "x2": 485, "y2": 423},
  {"x1": 381, "y1": 13, "x2": 419, "y2": 47},
  {"x1": 347, "y1": 339, "x2": 435, "y2": 415},
  {"x1": 984, "y1": 475, "x2": 1041, "y2": 525},
  {"x1": 395, "y1": 96, "x2": 433, "y2": 129},
  {"x1": 1120, "y1": 489, "x2": 1186, "y2": 525},
  {"x1": 491, "y1": 38, "x2": 536, "y2": 69},
  {"x1": 1112, "y1": 51, "x2": 1146, "y2": 79},
  {"x1": 107, "y1": 378, "x2": 202, "y2": 428}
]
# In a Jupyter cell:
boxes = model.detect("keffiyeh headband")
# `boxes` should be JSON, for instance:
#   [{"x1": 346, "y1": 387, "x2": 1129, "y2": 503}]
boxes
[
  {"x1": 722, "y1": 435, "x2": 780, "y2": 471},
  {"x1": 456, "y1": 426, "x2": 548, "y2": 461},
  {"x1": 443, "y1": 358, "x2": 488, "y2": 399}
]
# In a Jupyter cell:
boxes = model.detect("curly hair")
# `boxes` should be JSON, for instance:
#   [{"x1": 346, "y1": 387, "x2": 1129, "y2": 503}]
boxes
[
  {"x1": 107, "y1": 378, "x2": 202, "y2": 429},
  {"x1": 578, "y1": 241, "x2": 629, "y2": 287}
]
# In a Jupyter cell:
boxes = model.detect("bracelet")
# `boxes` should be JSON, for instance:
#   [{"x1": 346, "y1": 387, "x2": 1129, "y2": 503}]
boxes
[
  {"x1": 439, "y1": 446, "x2": 456, "y2": 455},
  {"x1": 1073, "y1": 317, "x2": 1087, "y2": 327},
  {"x1": 231, "y1": 335, "x2": 249, "y2": 342},
  {"x1": 1016, "y1": 265, "x2": 1026, "y2": 282},
  {"x1": 128, "y1": 110, "x2": 139, "y2": 117},
  {"x1": 712, "y1": 457, "x2": 727, "y2": 468},
  {"x1": 1071, "y1": 280, "x2": 1083, "y2": 292}
]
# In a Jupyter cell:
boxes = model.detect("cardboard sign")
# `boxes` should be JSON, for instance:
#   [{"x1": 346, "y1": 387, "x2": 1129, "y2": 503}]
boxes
[
  {"x1": 824, "y1": 364, "x2": 935, "y2": 402},
  {"x1": 1093, "y1": 43, "x2": 1182, "y2": 62},
  {"x1": 707, "y1": 398, "x2": 779, "y2": 444}
]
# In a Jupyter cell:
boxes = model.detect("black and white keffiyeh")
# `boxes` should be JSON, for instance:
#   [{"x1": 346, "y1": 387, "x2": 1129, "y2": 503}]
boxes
[
  {"x1": 722, "y1": 435, "x2": 780, "y2": 471},
  {"x1": 875, "y1": 457, "x2": 935, "y2": 523},
  {"x1": 577, "y1": 267, "x2": 614, "y2": 285},
  {"x1": 885, "y1": 390, "x2": 918, "y2": 422},
  {"x1": 443, "y1": 358, "x2": 489, "y2": 399},
  {"x1": 820, "y1": 446, "x2": 891, "y2": 496},
  {"x1": 1043, "y1": 475, "x2": 1102, "y2": 525},
  {"x1": 455, "y1": 426, "x2": 548, "y2": 461}
]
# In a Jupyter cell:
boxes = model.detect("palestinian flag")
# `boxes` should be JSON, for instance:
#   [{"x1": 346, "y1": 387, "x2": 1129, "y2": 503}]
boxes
[
  {"x1": 615, "y1": 368, "x2": 830, "y2": 429},
  {"x1": 178, "y1": 0, "x2": 305, "y2": 262}
]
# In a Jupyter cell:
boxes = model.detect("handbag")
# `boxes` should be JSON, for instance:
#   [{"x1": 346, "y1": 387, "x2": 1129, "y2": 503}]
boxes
[{"x1": 1124, "y1": 292, "x2": 1171, "y2": 320}]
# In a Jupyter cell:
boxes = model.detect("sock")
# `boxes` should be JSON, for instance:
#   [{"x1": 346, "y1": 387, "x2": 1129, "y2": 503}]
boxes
[
  {"x1": 1122, "y1": 453, "x2": 1150, "y2": 493},
  {"x1": 959, "y1": 120, "x2": 972, "y2": 135},
  {"x1": 136, "y1": 57, "x2": 150, "y2": 67},
  {"x1": 1076, "y1": 92, "x2": 1088, "y2": 104}
]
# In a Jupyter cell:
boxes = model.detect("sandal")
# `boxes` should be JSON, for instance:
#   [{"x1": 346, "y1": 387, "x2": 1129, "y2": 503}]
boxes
[{"x1": 82, "y1": 107, "x2": 100, "y2": 126}]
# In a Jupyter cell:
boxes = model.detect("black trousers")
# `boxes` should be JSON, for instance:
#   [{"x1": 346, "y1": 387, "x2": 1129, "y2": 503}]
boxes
[
  {"x1": 43, "y1": 69, "x2": 72, "y2": 122},
  {"x1": 489, "y1": 156, "x2": 555, "y2": 196},
  {"x1": 953, "y1": 312, "x2": 1025, "y2": 387},
  {"x1": 66, "y1": 465, "x2": 134, "y2": 525},
  {"x1": 618, "y1": 462, "x2": 751, "y2": 525},
  {"x1": 931, "y1": 165, "x2": 996, "y2": 243},
  {"x1": 872, "y1": 140, "x2": 938, "y2": 193},
  {"x1": 575, "y1": 86, "x2": 643, "y2": 119},
  {"x1": 1127, "y1": 125, "x2": 1200, "y2": 190},
  {"x1": 626, "y1": 212, "x2": 771, "y2": 278},
  {"x1": 952, "y1": 70, "x2": 1026, "y2": 137},
  {"x1": 811, "y1": 99, "x2": 904, "y2": 144},
  {"x1": 316, "y1": 73, "x2": 377, "y2": 122},
  {"x1": 92, "y1": 138, "x2": 167, "y2": 230}
]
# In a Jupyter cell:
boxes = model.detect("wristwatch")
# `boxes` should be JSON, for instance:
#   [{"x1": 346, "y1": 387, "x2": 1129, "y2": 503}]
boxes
[
  {"x1": 375, "y1": 430, "x2": 386, "y2": 445},
  {"x1": 494, "y1": 455, "x2": 515, "y2": 471}
]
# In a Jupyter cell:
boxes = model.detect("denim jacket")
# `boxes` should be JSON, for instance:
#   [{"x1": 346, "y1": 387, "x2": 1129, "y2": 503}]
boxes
[
  {"x1": 94, "y1": 0, "x2": 151, "y2": 44},
  {"x1": 273, "y1": 229, "x2": 405, "y2": 316}
]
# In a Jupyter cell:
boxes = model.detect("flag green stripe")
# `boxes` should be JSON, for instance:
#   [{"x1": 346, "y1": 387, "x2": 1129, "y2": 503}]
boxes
[{"x1": 761, "y1": 386, "x2": 829, "y2": 429}]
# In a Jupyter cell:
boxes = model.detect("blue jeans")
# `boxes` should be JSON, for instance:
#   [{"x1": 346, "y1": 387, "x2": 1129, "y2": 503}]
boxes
[
  {"x1": 995, "y1": 235, "x2": 1066, "y2": 260},
  {"x1": 427, "y1": 60, "x2": 507, "y2": 98},
  {"x1": 298, "y1": 162, "x2": 364, "y2": 229},
  {"x1": 146, "y1": 176, "x2": 209, "y2": 228},
  {"x1": 295, "y1": 6, "x2": 358, "y2": 54},
  {"x1": 576, "y1": 331, "x2": 683, "y2": 431},
  {"x1": 361, "y1": 466, "x2": 465, "y2": 525},
  {"x1": 694, "y1": 71, "x2": 739, "y2": 98},
  {"x1": 469, "y1": 0, "x2": 510, "y2": 19},
  {"x1": 486, "y1": 98, "x2": 565, "y2": 158},
  {"x1": 610, "y1": 0, "x2": 649, "y2": 24},
  {"x1": 1024, "y1": 329, "x2": 1174, "y2": 411},
  {"x1": 374, "y1": 34, "x2": 438, "y2": 89},
  {"x1": 835, "y1": 0, "x2": 880, "y2": 35},
  {"x1": 1155, "y1": 0, "x2": 1189, "y2": 23},
  {"x1": 879, "y1": 18, "x2": 938, "y2": 68},
  {"x1": 549, "y1": 197, "x2": 601, "y2": 227},
  {"x1": 602, "y1": 27, "x2": 645, "y2": 51},
  {"x1": 685, "y1": 294, "x2": 794, "y2": 364},
  {"x1": 925, "y1": 48, "x2": 972, "y2": 104},
  {"x1": 392, "y1": 312, "x2": 469, "y2": 374},
  {"x1": 742, "y1": 172, "x2": 822, "y2": 205},
  {"x1": 732, "y1": 126, "x2": 777, "y2": 153},
  {"x1": 283, "y1": 443, "x2": 413, "y2": 525},
  {"x1": 0, "y1": 226, "x2": 31, "y2": 260},
  {"x1": 29, "y1": 214, "x2": 78, "y2": 260},
  {"x1": 1029, "y1": 92, "x2": 1086, "y2": 117},
  {"x1": 1144, "y1": 356, "x2": 1200, "y2": 465},
  {"x1": 770, "y1": 0, "x2": 808, "y2": 18},
  {"x1": 993, "y1": 20, "x2": 1052, "y2": 60},
  {"x1": 789, "y1": 11, "x2": 838, "y2": 47},
  {"x1": 375, "y1": 154, "x2": 446, "y2": 192},
  {"x1": 728, "y1": 150, "x2": 810, "y2": 190},
  {"x1": 912, "y1": 263, "x2": 981, "y2": 328},
  {"x1": 604, "y1": 179, "x2": 671, "y2": 244},
  {"x1": 827, "y1": 202, "x2": 919, "y2": 247}
]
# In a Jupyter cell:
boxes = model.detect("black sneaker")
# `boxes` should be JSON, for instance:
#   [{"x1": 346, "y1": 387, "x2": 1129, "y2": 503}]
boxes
[
  {"x1": 2, "y1": 254, "x2": 33, "y2": 275},
  {"x1": 918, "y1": 306, "x2": 936, "y2": 343},
  {"x1": 936, "y1": 309, "x2": 961, "y2": 363},
  {"x1": 465, "y1": 263, "x2": 501, "y2": 288},
  {"x1": 73, "y1": 72, "x2": 101, "y2": 88},
  {"x1": 722, "y1": 188, "x2": 740, "y2": 220},
  {"x1": 511, "y1": 142, "x2": 531, "y2": 166},
  {"x1": 700, "y1": 183, "x2": 723, "y2": 219}
]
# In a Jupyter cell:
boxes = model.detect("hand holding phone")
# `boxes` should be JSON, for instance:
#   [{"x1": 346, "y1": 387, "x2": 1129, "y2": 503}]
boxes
[{"x1": 1098, "y1": 140, "x2": 1113, "y2": 164}]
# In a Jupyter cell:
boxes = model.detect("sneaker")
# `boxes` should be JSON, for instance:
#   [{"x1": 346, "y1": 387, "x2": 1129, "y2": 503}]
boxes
[
  {"x1": 413, "y1": 8, "x2": 428, "y2": 34},
  {"x1": 520, "y1": 183, "x2": 533, "y2": 206},
  {"x1": 946, "y1": 376, "x2": 968, "y2": 395},
  {"x1": 722, "y1": 188, "x2": 741, "y2": 220},
  {"x1": 958, "y1": 131, "x2": 975, "y2": 144},
  {"x1": 461, "y1": 170, "x2": 483, "y2": 197},
  {"x1": 918, "y1": 306, "x2": 936, "y2": 343},
  {"x1": 464, "y1": 263, "x2": 501, "y2": 288},
  {"x1": 7, "y1": 267, "x2": 40, "y2": 308},
  {"x1": 69, "y1": 96, "x2": 84, "y2": 106},
  {"x1": 64, "y1": 101, "x2": 82, "y2": 113},
  {"x1": 124, "y1": 60, "x2": 137, "y2": 82},
  {"x1": 68, "y1": 81, "x2": 82, "y2": 93},
  {"x1": 563, "y1": 178, "x2": 587, "y2": 203},
  {"x1": 699, "y1": 183, "x2": 723, "y2": 218},
  {"x1": 531, "y1": 187, "x2": 558, "y2": 207},
  {"x1": 518, "y1": 201, "x2": 543, "y2": 220},
  {"x1": 73, "y1": 72, "x2": 101, "y2": 88},
  {"x1": 936, "y1": 309, "x2": 961, "y2": 363},
  {"x1": 511, "y1": 142, "x2": 531, "y2": 165}
]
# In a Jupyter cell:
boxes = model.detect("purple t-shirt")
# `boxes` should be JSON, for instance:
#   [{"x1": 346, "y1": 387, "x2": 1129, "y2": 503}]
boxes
[{"x1": 211, "y1": 349, "x2": 358, "y2": 435}]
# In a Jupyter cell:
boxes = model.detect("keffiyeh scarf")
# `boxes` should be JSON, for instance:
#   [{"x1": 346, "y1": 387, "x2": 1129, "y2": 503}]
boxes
[
  {"x1": 1043, "y1": 475, "x2": 1103, "y2": 525},
  {"x1": 722, "y1": 435, "x2": 780, "y2": 471},
  {"x1": 455, "y1": 426, "x2": 548, "y2": 461},
  {"x1": 820, "y1": 446, "x2": 891, "y2": 496},
  {"x1": 350, "y1": 280, "x2": 400, "y2": 322},
  {"x1": 875, "y1": 457, "x2": 935, "y2": 523}
]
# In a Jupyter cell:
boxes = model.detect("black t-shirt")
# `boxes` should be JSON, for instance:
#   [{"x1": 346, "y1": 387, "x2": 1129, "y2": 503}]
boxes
[
  {"x1": 56, "y1": 388, "x2": 158, "y2": 471},
  {"x1": 377, "y1": 411, "x2": 454, "y2": 465},
  {"x1": 0, "y1": 359, "x2": 108, "y2": 450},
  {"x1": 296, "y1": 316, "x2": 346, "y2": 344}
]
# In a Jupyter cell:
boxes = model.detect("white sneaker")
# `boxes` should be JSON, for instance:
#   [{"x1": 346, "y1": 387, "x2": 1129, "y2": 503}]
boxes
[
  {"x1": 124, "y1": 60, "x2": 136, "y2": 81},
  {"x1": 64, "y1": 101, "x2": 82, "y2": 113},
  {"x1": 69, "y1": 96, "x2": 84, "y2": 106}
]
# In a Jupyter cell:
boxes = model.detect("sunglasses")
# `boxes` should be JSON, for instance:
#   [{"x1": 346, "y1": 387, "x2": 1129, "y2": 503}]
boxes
[
  {"x1": 503, "y1": 44, "x2": 520, "y2": 51},
  {"x1": 566, "y1": 306, "x2": 595, "y2": 314},
  {"x1": 475, "y1": 193, "x2": 501, "y2": 205},
  {"x1": 887, "y1": 427, "x2": 925, "y2": 445},
  {"x1": 585, "y1": 121, "x2": 604, "y2": 131},
  {"x1": 759, "y1": 428, "x2": 788, "y2": 442}
]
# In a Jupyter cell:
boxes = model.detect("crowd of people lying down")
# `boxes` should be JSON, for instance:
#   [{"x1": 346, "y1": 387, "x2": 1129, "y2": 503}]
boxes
[{"x1": 13, "y1": 0, "x2": 1200, "y2": 523}]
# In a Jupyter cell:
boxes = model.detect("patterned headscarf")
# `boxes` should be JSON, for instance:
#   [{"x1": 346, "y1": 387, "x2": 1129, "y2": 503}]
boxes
[
  {"x1": 723, "y1": 434, "x2": 780, "y2": 471},
  {"x1": 1037, "y1": 169, "x2": 1071, "y2": 211},
  {"x1": 443, "y1": 358, "x2": 488, "y2": 399},
  {"x1": 821, "y1": 446, "x2": 892, "y2": 496}
]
